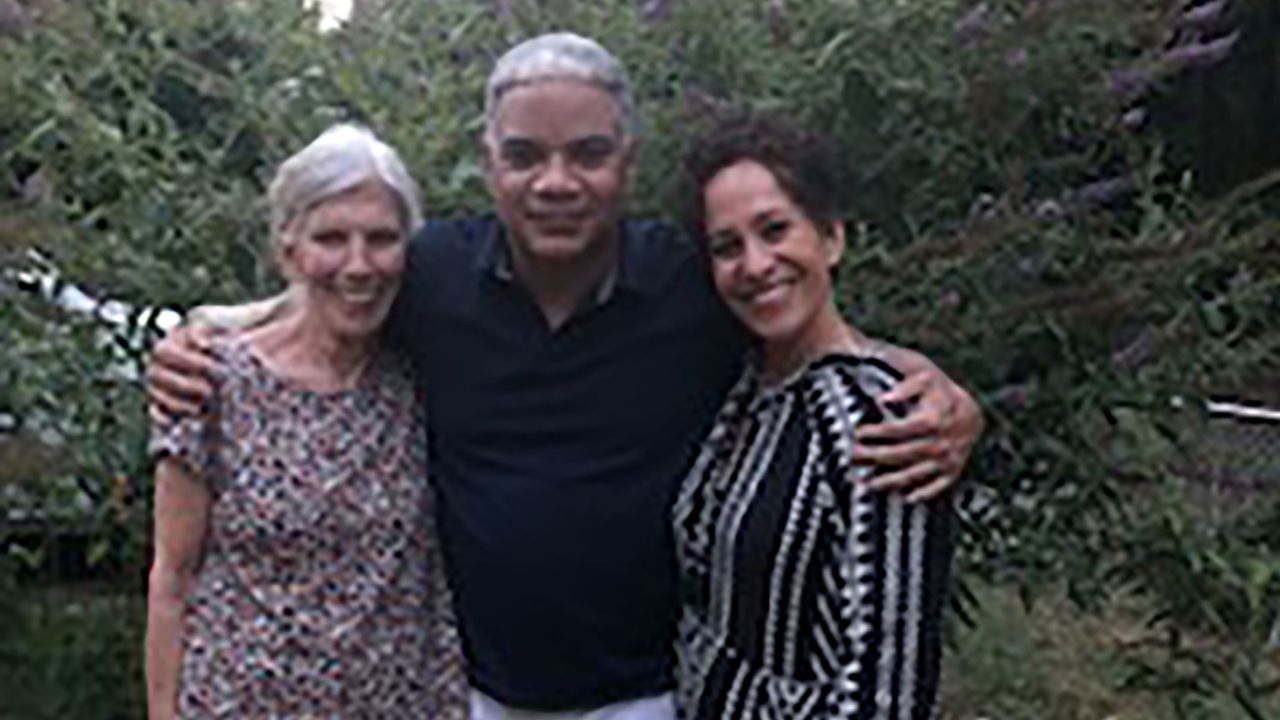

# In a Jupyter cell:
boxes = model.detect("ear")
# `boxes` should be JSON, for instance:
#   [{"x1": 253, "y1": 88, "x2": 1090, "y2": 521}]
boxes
[
  {"x1": 274, "y1": 224, "x2": 299, "y2": 282},
  {"x1": 620, "y1": 135, "x2": 640, "y2": 185},
  {"x1": 823, "y1": 220, "x2": 846, "y2": 268},
  {"x1": 480, "y1": 133, "x2": 501, "y2": 195}
]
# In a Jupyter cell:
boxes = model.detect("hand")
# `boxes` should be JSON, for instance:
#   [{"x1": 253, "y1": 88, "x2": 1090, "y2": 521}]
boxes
[
  {"x1": 855, "y1": 344, "x2": 984, "y2": 503},
  {"x1": 145, "y1": 324, "x2": 221, "y2": 425}
]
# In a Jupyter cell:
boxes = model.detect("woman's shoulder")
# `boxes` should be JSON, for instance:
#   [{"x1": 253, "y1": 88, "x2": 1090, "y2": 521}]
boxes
[
  {"x1": 801, "y1": 352, "x2": 906, "y2": 420},
  {"x1": 204, "y1": 331, "x2": 268, "y2": 385}
]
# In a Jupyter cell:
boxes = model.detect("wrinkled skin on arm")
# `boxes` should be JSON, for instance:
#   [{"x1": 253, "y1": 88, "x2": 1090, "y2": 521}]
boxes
[{"x1": 146, "y1": 459, "x2": 211, "y2": 720}]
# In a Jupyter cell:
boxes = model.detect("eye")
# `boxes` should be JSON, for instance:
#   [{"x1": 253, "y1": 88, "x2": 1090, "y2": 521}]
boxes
[
  {"x1": 501, "y1": 141, "x2": 544, "y2": 170},
  {"x1": 367, "y1": 229, "x2": 402, "y2": 248},
  {"x1": 706, "y1": 233, "x2": 742, "y2": 260},
  {"x1": 567, "y1": 137, "x2": 617, "y2": 169},
  {"x1": 761, "y1": 219, "x2": 789, "y2": 243},
  {"x1": 311, "y1": 230, "x2": 346, "y2": 247}
]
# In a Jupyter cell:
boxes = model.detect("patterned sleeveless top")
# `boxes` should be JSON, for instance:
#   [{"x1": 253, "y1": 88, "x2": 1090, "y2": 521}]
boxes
[
  {"x1": 673, "y1": 353, "x2": 956, "y2": 720},
  {"x1": 150, "y1": 334, "x2": 467, "y2": 719}
]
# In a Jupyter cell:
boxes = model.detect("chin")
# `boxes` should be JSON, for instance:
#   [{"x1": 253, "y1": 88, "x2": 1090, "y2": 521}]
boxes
[
  {"x1": 526, "y1": 235, "x2": 596, "y2": 262},
  {"x1": 734, "y1": 308, "x2": 802, "y2": 347},
  {"x1": 327, "y1": 310, "x2": 391, "y2": 342}
]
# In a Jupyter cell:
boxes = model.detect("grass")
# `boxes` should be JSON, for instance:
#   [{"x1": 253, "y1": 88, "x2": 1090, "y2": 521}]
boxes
[
  {"x1": 940, "y1": 582, "x2": 1280, "y2": 720},
  {"x1": 0, "y1": 584, "x2": 145, "y2": 720},
  {"x1": 2, "y1": 580, "x2": 1277, "y2": 719}
]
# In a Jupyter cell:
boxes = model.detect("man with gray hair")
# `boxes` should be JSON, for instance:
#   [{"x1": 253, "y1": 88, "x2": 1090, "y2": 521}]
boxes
[{"x1": 148, "y1": 32, "x2": 982, "y2": 720}]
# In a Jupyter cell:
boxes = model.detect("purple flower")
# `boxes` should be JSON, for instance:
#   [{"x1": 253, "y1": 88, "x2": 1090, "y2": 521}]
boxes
[
  {"x1": 954, "y1": 3, "x2": 992, "y2": 47},
  {"x1": 1163, "y1": 31, "x2": 1240, "y2": 69},
  {"x1": 1108, "y1": 68, "x2": 1155, "y2": 99},
  {"x1": 1180, "y1": 0, "x2": 1228, "y2": 30},
  {"x1": 641, "y1": 0, "x2": 676, "y2": 22}
]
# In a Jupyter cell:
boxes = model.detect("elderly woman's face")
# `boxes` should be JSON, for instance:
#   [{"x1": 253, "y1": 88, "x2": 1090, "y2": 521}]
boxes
[{"x1": 281, "y1": 181, "x2": 406, "y2": 341}]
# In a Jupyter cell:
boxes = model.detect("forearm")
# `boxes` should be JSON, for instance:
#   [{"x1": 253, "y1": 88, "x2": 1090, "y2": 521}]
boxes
[{"x1": 146, "y1": 568, "x2": 190, "y2": 720}]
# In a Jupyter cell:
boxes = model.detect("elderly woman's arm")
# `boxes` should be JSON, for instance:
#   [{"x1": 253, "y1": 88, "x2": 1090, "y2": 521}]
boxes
[{"x1": 146, "y1": 459, "x2": 211, "y2": 720}]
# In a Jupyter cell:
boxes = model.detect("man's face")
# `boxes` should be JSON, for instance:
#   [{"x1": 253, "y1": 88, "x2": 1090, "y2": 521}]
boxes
[{"x1": 485, "y1": 79, "x2": 634, "y2": 267}]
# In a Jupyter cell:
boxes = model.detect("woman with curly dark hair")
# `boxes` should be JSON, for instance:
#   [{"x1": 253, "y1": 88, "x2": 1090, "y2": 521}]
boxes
[{"x1": 672, "y1": 116, "x2": 961, "y2": 720}]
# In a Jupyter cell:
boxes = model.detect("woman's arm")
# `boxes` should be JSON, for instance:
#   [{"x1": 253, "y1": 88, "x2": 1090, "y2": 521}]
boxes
[{"x1": 146, "y1": 459, "x2": 211, "y2": 720}]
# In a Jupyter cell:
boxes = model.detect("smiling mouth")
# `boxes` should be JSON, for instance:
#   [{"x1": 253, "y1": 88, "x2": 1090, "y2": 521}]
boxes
[
  {"x1": 331, "y1": 286, "x2": 388, "y2": 306},
  {"x1": 737, "y1": 279, "x2": 795, "y2": 307}
]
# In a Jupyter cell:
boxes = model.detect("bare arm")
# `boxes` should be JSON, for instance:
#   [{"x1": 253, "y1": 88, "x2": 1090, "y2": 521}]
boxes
[
  {"x1": 146, "y1": 459, "x2": 211, "y2": 720},
  {"x1": 856, "y1": 341, "x2": 984, "y2": 502}
]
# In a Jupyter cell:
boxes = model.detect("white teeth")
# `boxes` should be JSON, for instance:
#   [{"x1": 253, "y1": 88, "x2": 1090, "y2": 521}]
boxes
[
  {"x1": 744, "y1": 280, "x2": 792, "y2": 305},
  {"x1": 337, "y1": 288, "x2": 380, "y2": 303}
]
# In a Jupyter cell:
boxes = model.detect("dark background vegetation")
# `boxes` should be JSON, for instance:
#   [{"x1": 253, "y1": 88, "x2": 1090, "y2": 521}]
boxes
[{"x1": 1, "y1": 0, "x2": 1277, "y2": 717}]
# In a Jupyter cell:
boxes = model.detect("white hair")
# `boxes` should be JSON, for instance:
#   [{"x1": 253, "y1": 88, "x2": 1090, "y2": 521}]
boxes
[
  {"x1": 268, "y1": 123, "x2": 421, "y2": 249},
  {"x1": 484, "y1": 32, "x2": 637, "y2": 139},
  {"x1": 190, "y1": 123, "x2": 420, "y2": 330}
]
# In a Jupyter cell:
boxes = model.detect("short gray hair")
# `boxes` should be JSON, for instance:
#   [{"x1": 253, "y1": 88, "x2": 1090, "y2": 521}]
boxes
[
  {"x1": 268, "y1": 123, "x2": 421, "y2": 251},
  {"x1": 484, "y1": 32, "x2": 637, "y2": 139},
  {"x1": 188, "y1": 124, "x2": 420, "y2": 331}
]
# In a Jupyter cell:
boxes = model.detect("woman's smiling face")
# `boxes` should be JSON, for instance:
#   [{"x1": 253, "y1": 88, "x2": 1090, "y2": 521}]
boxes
[
  {"x1": 279, "y1": 181, "x2": 407, "y2": 341},
  {"x1": 702, "y1": 159, "x2": 845, "y2": 349}
]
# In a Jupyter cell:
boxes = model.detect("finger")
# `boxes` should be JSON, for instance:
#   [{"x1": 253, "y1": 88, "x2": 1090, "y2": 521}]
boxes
[
  {"x1": 189, "y1": 322, "x2": 226, "y2": 349},
  {"x1": 935, "y1": 441, "x2": 977, "y2": 478},
  {"x1": 906, "y1": 474, "x2": 956, "y2": 504},
  {"x1": 865, "y1": 460, "x2": 940, "y2": 493},
  {"x1": 153, "y1": 336, "x2": 219, "y2": 377},
  {"x1": 854, "y1": 437, "x2": 944, "y2": 467},
  {"x1": 880, "y1": 372, "x2": 933, "y2": 405},
  {"x1": 148, "y1": 403, "x2": 173, "y2": 427},
  {"x1": 857, "y1": 412, "x2": 941, "y2": 442},
  {"x1": 148, "y1": 365, "x2": 214, "y2": 409},
  {"x1": 147, "y1": 388, "x2": 203, "y2": 421}
]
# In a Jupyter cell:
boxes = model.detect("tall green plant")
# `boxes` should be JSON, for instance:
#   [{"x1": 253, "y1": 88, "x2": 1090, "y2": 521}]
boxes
[{"x1": 1, "y1": 0, "x2": 1276, "y2": 715}]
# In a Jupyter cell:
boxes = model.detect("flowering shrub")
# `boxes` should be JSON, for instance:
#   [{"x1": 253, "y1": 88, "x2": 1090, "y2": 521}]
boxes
[{"x1": 1, "y1": 0, "x2": 1276, "y2": 716}]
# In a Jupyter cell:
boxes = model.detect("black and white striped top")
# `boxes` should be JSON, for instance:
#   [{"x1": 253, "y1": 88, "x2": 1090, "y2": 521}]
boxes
[{"x1": 673, "y1": 353, "x2": 955, "y2": 720}]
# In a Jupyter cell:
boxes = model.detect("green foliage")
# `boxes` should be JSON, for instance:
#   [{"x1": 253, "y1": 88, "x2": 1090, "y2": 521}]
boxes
[
  {"x1": 0, "y1": 586, "x2": 145, "y2": 720},
  {"x1": 1, "y1": 0, "x2": 1277, "y2": 715}
]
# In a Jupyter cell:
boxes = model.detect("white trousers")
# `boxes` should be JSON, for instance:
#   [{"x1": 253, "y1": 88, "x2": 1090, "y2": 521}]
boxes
[{"x1": 470, "y1": 690, "x2": 676, "y2": 720}]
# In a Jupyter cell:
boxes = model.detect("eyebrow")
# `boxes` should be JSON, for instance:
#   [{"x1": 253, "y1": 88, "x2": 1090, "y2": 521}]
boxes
[{"x1": 498, "y1": 134, "x2": 619, "y2": 150}]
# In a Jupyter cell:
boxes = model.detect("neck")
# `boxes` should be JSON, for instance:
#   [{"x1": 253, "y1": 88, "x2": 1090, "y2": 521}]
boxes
[
  {"x1": 509, "y1": 230, "x2": 620, "y2": 330},
  {"x1": 247, "y1": 302, "x2": 378, "y2": 392},
  {"x1": 761, "y1": 302, "x2": 868, "y2": 385}
]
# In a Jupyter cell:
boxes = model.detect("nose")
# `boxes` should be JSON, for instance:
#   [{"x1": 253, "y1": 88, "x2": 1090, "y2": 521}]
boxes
[
  {"x1": 531, "y1": 153, "x2": 580, "y2": 197},
  {"x1": 342, "y1": 237, "x2": 375, "y2": 278},
  {"x1": 740, "y1": 238, "x2": 775, "y2": 278}
]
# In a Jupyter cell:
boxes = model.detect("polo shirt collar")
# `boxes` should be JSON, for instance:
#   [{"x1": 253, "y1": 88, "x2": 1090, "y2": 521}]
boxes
[{"x1": 476, "y1": 216, "x2": 658, "y2": 304}]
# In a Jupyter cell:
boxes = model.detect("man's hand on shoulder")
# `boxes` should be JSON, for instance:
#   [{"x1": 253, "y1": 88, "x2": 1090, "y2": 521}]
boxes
[
  {"x1": 146, "y1": 324, "x2": 221, "y2": 425},
  {"x1": 855, "y1": 342, "x2": 984, "y2": 503}
]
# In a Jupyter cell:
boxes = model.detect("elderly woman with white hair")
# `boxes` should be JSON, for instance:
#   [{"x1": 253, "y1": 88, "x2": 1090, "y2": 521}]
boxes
[{"x1": 145, "y1": 124, "x2": 466, "y2": 720}]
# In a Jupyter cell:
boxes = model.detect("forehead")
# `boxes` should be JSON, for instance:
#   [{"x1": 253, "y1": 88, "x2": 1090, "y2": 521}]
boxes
[
  {"x1": 302, "y1": 182, "x2": 402, "y2": 227},
  {"x1": 491, "y1": 79, "x2": 624, "y2": 142},
  {"x1": 704, "y1": 160, "x2": 795, "y2": 227}
]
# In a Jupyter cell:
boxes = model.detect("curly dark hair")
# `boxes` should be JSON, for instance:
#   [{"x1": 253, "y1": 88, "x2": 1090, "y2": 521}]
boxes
[{"x1": 680, "y1": 113, "x2": 850, "y2": 240}]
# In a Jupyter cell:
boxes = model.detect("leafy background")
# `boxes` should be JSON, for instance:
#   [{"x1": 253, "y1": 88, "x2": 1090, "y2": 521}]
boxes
[{"x1": 1, "y1": 0, "x2": 1277, "y2": 717}]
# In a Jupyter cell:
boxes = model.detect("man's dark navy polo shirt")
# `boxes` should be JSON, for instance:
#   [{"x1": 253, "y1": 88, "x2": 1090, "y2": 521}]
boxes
[{"x1": 388, "y1": 215, "x2": 747, "y2": 711}]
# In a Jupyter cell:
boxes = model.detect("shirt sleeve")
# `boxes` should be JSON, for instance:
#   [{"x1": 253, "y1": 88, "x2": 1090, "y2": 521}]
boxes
[
  {"x1": 831, "y1": 358, "x2": 956, "y2": 719},
  {"x1": 147, "y1": 354, "x2": 225, "y2": 488}
]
